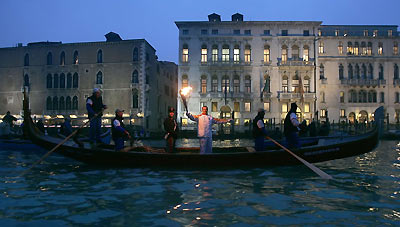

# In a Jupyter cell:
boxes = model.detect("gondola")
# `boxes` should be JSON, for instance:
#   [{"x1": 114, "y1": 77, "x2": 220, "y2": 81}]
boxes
[{"x1": 22, "y1": 92, "x2": 384, "y2": 168}]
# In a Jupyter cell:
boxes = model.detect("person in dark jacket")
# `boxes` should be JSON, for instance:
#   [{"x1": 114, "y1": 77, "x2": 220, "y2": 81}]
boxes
[
  {"x1": 2, "y1": 111, "x2": 17, "y2": 127},
  {"x1": 163, "y1": 107, "x2": 178, "y2": 153},
  {"x1": 284, "y1": 103, "x2": 301, "y2": 149},
  {"x1": 36, "y1": 119, "x2": 45, "y2": 133},
  {"x1": 86, "y1": 88, "x2": 107, "y2": 145},
  {"x1": 60, "y1": 117, "x2": 73, "y2": 137},
  {"x1": 253, "y1": 108, "x2": 268, "y2": 151},
  {"x1": 112, "y1": 109, "x2": 130, "y2": 151}
]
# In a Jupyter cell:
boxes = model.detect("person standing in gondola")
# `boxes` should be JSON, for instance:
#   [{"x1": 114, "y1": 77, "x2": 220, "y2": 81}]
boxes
[
  {"x1": 253, "y1": 108, "x2": 269, "y2": 151},
  {"x1": 164, "y1": 107, "x2": 178, "y2": 153},
  {"x1": 86, "y1": 88, "x2": 107, "y2": 146},
  {"x1": 112, "y1": 109, "x2": 131, "y2": 151},
  {"x1": 284, "y1": 103, "x2": 301, "y2": 149},
  {"x1": 186, "y1": 106, "x2": 231, "y2": 154}
]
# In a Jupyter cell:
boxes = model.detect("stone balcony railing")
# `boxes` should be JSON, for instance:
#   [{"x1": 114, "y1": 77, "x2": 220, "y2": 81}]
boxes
[
  {"x1": 277, "y1": 58, "x2": 314, "y2": 66},
  {"x1": 340, "y1": 78, "x2": 386, "y2": 86},
  {"x1": 199, "y1": 91, "x2": 252, "y2": 99},
  {"x1": 277, "y1": 91, "x2": 316, "y2": 100},
  {"x1": 201, "y1": 59, "x2": 253, "y2": 66}
]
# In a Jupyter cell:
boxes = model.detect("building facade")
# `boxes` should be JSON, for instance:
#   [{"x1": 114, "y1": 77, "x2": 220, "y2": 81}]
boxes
[
  {"x1": 176, "y1": 13, "x2": 400, "y2": 132},
  {"x1": 0, "y1": 33, "x2": 177, "y2": 133}
]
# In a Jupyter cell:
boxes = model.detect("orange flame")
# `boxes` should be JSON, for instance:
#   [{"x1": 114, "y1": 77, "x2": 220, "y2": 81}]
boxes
[{"x1": 180, "y1": 87, "x2": 192, "y2": 97}]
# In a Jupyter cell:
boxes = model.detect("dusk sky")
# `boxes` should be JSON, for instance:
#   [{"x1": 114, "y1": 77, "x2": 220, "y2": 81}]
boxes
[{"x1": 1, "y1": 0, "x2": 399, "y2": 63}]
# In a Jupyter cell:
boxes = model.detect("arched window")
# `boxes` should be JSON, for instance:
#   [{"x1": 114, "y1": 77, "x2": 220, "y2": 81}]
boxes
[
  {"x1": 133, "y1": 47, "x2": 139, "y2": 61},
  {"x1": 212, "y1": 45, "x2": 218, "y2": 62},
  {"x1": 368, "y1": 91, "x2": 373, "y2": 103},
  {"x1": 355, "y1": 64, "x2": 360, "y2": 79},
  {"x1": 53, "y1": 74, "x2": 59, "y2": 88},
  {"x1": 281, "y1": 45, "x2": 288, "y2": 63},
  {"x1": 46, "y1": 74, "x2": 52, "y2": 88},
  {"x1": 380, "y1": 92, "x2": 385, "y2": 103},
  {"x1": 351, "y1": 90, "x2": 357, "y2": 103},
  {"x1": 97, "y1": 49, "x2": 103, "y2": 63},
  {"x1": 59, "y1": 96, "x2": 65, "y2": 110},
  {"x1": 182, "y1": 74, "x2": 188, "y2": 88},
  {"x1": 292, "y1": 45, "x2": 299, "y2": 59},
  {"x1": 233, "y1": 45, "x2": 240, "y2": 62},
  {"x1": 53, "y1": 96, "x2": 58, "y2": 110},
  {"x1": 347, "y1": 42, "x2": 353, "y2": 54},
  {"x1": 320, "y1": 64, "x2": 325, "y2": 79},
  {"x1": 282, "y1": 75, "x2": 288, "y2": 92},
  {"x1": 245, "y1": 75, "x2": 251, "y2": 93},
  {"x1": 60, "y1": 51, "x2": 65, "y2": 65},
  {"x1": 211, "y1": 75, "x2": 218, "y2": 92},
  {"x1": 73, "y1": 73, "x2": 78, "y2": 88},
  {"x1": 338, "y1": 42, "x2": 343, "y2": 54},
  {"x1": 367, "y1": 42, "x2": 373, "y2": 55},
  {"x1": 373, "y1": 91, "x2": 377, "y2": 103},
  {"x1": 73, "y1": 51, "x2": 79, "y2": 64},
  {"x1": 244, "y1": 45, "x2": 251, "y2": 62},
  {"x1": 361, "y1": 42, "x2": 367, "y2": 55},
  {"x1": 354, "y1": 42, "x2": 359, "y2": 55},
  {"x1": 348, "y1": 64, "x2": 353, "y2": 79},
  {"x1": 96, "y1": 71, "x2": 103, "y2": 84},
  {"x1": 358, "y1": 91, "x2": 363, "y2": 103},
  {"x1": 394, "y1": 64, "x2": 399, "y2": 79},
  {"x1": 303, "y1": 45, "x2": 309, "y2": 61},
  {"x1": 339, "y1": 64, "x2": 344, "y2": 79},
  {"x1": 379, "y1": 64, "x2": 384, "y2": 80},
  {"x1": 368, "y1": 64, "x2": 374, "y2": 79},
  {"x1": 24, "y1": 53, "x2": 29, "y2": 66},
  {"x1": 222, "y1": 44, "x2": 230, "y2": 62},
  {"x1": 67, "y1": 73, "x2": 72, "y2": 88},
  {"x1": 318, "y1": 42, "x2": 324, "y2": 54},
  {"x1": 47, "y1": 52, "x2": 53, "y2": 65},
  {"x1": 233, "y1": 75, "x2": 240, "y2": 93},
  {"x1": 221, "y1": 75, "x2": 230, "y2": 92},
  {"x1": 132, "y1": 70, "x2": 139, "y2": 83},
  {"x1": 132, "y1": 89, "x2": 139, "y2": 108},
  {"x1": 361, "y1": 64, "x2": 367, "y2": 79},
  {"x1": 46, "y1": 96, "x2": 52, "y2": 110},
  {"x1": 361, "y1": 90, "x2": 367, "y2": 103},
  {"x1": 201, "y1": 45, "x2": 207, "y2": 63},
  {"x1": 60, "y1": 73, "x2": 65, "y2": 88},
  {"x1": 200, "y1": 75, "x2": 207, "y2": 94},
  {"x1": 292, "y1": 74, "x2": 299, "y2": 93},
  {"x1": 23, "y1": 74, "x2": 29, "y2": 87},
  {"x1": 394, "y1": 41, "x2": 399, "y2": 55},
  {"x1": 182, "y1": 44, "x2": 189, "y2": 62},
  {"x1": 66, "y1": 96, "x2": 71, "y2": 110},
  {"x1": 72, "y1": 96, "x2": 78, "y2": 110},
  {"x1": 264, "y1": 45, "x2": 270, "y2": 63}
]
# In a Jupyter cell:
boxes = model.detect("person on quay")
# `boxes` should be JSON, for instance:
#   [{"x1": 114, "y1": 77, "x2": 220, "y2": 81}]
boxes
[
  {"x1": 163, "y1": 107, "x2": 178, "y2": 153},
  {"x1": 86, "y1": 88, "x2": 107, "y2": 145},
  {"x1": 112, "y1": 109, "x2": 131, "y2": 151},
  {"x1": 186, "y1": 106, "x2": 232, "y2": 154},
  {"x1": 2, "y1": 111, "x2": 17, "y2": 127},
  {"x1": 284, "y1": 103, "x2": 301, "y2": 149},
  {"x1": 253, "y1": 108, "x2": 269, "y2": 151}
]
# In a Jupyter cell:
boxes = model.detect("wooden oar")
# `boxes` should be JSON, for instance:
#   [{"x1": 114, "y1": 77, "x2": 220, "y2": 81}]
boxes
[
  {"x1": 265, "y1": 136, "x2": 333, "y2": 180},
  {"x1": 17, "y1": 110, "x2": 103, "y2": 177}
]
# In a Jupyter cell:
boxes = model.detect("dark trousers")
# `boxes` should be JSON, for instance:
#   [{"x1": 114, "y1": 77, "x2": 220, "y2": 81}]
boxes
[
  {"x1": 286, "y1": 132, "x2": 300, "y2": 149},
  {"x1": 166, "y1": 136, "x2": 176, "y2": 153},
  {"x1": 89, "y1": 117, "x2": 102, "y2": 143},
  {"x1": 254, "y1": 137, "x2": 265, "y2": 151},
  {"x1": 114, "y1": 137, "x2": 124, "y2": 151}
]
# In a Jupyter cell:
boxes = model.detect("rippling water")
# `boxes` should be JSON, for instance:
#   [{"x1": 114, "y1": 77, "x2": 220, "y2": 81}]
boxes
[{"x1": 0, "y1": 140, "x2": 399, "y2": 226}]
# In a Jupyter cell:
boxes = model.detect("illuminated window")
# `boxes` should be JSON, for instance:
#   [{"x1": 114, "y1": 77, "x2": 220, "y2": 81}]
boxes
[
  {"x1": 320, "y1": 109, "x2": 326, "y2": 118},
  {"x1": 221, "y1": 76, "x2": 230, "y2": 92},
  {"x1": 282, "y1": 75, "x2": 288, "y2": 92},
  {"x1": 394, "y1": 42, "x2": 398, "y2": 55},
  {"x1": 233, "y1": 75, "x2": 240, "y2": 93},
  {"x1": 244, "y1": 45, "x2": 251, "y2": 63},
  {"x1": 182, "y1": 44, "x2": 189, "y2": 62},
  {"x1": 264, "y1": 45, "x2": 270, "y2": 62},
  {"x1": 373, "y1": 30, "x2": 378, "y2": 37},
  {"x1": 304, "y1": 76, "x2": 310, "y2": 92},
  {"x1": 340, "y1": 91, "x2": 345, "y2": 103},
  {"x1": 354, "y1": 42, "x2": 359, "y2": 55},
  {"x1": 282, "y1": 103, "x2": 288, "y2": 113},
  {"x1": 388, "y1": 30, "x2": 393, "y2": 37},
  {"x1": 347, "y1": 42, "x2": 353, "y2": 55},
  {"x1": 264, "y1": 102, "x2": 270, "y2": 112},
  {"x1": 73, "y1": 51, "x2": 78, "y2": 64},
  {"x1": 244, "y1": 119, "x2": 250, "y2": 126},
  {"x1": 292, "y1": 74, "x2": 299, "y2": 93},
  {"x1": 222, "y1": 45, "x2": 230, "y2": 62},
  {"x1": 340, "y1": 109, "x2": 346, "y2": 117},
  {"x1": 234, "y1": 102, "x2": 240, "y2": 112},
  {"x1": 361, "y1": 42, "x2": 367, "y2": 55},
  {"x1": 367, "y1": 42, "x2": 372, "y2": 55},
  {"x1": 212, "y1": 102, "x2": 218, "y2": 112},
  {"x1": 233, "y1": 45, "x2": 240, "y2": 62},
  {"x1": 245, "y1": 102, "x2": 251, "y2": 112},
  {"x1": 304, "y1": 103, "x2": 310, "y2": 113},
  {"x1": 212, "y1": 45, "x2": 218, "y2": 62},
  {"x1": 338, "y1": 41, "x2": 343, "y2": 54},
  {"x1": 182, "y1": 118, "x2": 188, "y2": 126},
  {"x1": 318, "y1": 42, "x2": 324, "y2": 54},
  {"x1": 303, "y1": 45, "x2": 309, "y2": 61},
  {"x1": 201, "y1": 45, "x2": 207, "y2": 63},
  {"x1": 281, "y1": 45, "x2": 288, "y2": 63},
  {"x1": 378, "y1": 42, "x2": 383, "y2": 55},
  {"x1": 201, "y1": 75, "x2": 207, "y2": 93},
  {"x1": 318, "y1": 29, "x2": 321, "y2": 36},
  {"x1": 245, "y1": 76, "x2": 251, "y2": 93}
]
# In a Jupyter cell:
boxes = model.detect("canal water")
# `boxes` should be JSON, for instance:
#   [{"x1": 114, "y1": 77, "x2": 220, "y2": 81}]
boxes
[{"x1": 0, "y1": 139, "x2": 399, "y2": 226}]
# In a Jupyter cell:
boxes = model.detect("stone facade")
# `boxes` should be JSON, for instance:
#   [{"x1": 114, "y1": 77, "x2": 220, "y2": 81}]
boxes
[
  {"x1": 175, "y1": 14, "x2": 400, "y2": 131},
  {"x1": 0, "y1": 34, "x2": 177, "y2": 133}
]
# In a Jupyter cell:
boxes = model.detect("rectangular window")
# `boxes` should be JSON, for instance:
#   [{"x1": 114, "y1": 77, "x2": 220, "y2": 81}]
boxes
[
  {"x1": 338, "y1": 42, "x2": 343, "y2": 54},
  {"x1": 335, "y1": 30, "x2": 339, "y2": 36},
  {"x1": 378, "y1": 43, "x2": 383, "y2": 55},
  {"x1": 320, "y1": 109, "x2": 327, "y2": 118},
  {"x1": 212, "y1": 78, "x2": 218, "y2": 92},
  {"x1": 245, "y1": 102, "x2": 251, "y2": 112},
  {"x1": 340, "y1": 109, "x2": 346, "y2": 117},
  {"x1": 201, "y1": 48, "x2": 207, "y2": 63},
  {"x1": 221, "y1": 78, "x2": 230, "y2": 92},
  {"x1": 245, "y1": 78, "x2": 251, "y2": 93},
  {"x1": 319, "y1": 42, "x2": 324, "y2": 54},
  {"x1": 264, "y1": 48, "x2": 270, "y2": 62},
  {"x1": 303, "y1": 30, "x2": 309, "y2": 36},
  {"x1": 282, "y1": 78, "x2": 288, "y2": 92},
  {"x1": 233, "y1": 29, "x2": 240, "y2": 35},
  {"x1": 201, "y1": 79, "x2": 207, "y2": 93},
  {"x1": 234, "y1": 102, "x2": 240, "y2": 112},
  {"x1": 264, "y1": 30, "x2": 270, "y2": 35},
  {"x1": 233, "y1": 48, "x2": 240, "y2": 62},
  {"x1": 282, "y1": 103, "x2": 288, "y2": 113},
  {"x1": 212, "y1": 29, "x2": 218, "y2": 35},
  {"x1": 233, "y1": 78, "x2": 240, "y2": 93},
  {"x1": 303, "y1": 48, "x2": 309, "y2": 61},
  {"x1": 373, "y1": 30, "x2": 378, "y2": 37},
  {"x1": 304, "y1": 103, "x2": 310, "y2": 113},
  {"x1": 364, "y1": 30, "x2": 368, "y2": 37},
  {"x1": 394, "y1": 43, "x2": 399, "y2": 55},
  {"x1": 281, "y1": 30, "x2": 288, "y2": 36},
  {"x1": 244, "y1": 30, "x2": 251, "y2": 35},
  {"x1": 212, "y1": 48, "x2": 218, "y2": 62},
  {"x1": 318, "y1": 29, "x2": 322, "y2": 36},
  {"x1": 380, "y1": 92, "x2": 385, "y2": 103},
  {"x1": 182, "y1": 48, "x2": 188, "y2": 62},
  {"x1": 244, "y1": 48, "x2": 251, "y2": 62},
  {"x1": 340, "y1": 91, "x2": 344, "y2": 103},
  {"x1": 201, "y1": 29, "x2": 208, "y2": 35},
  {"x1": 182, "y1": 29, "x2": 189, "y2": 35},
  {"x1": 212, "y1": 102, "x2": 218, "y2": 112},
  {"x1": 222, "y1": 48, "x2": 230, "y2": 62},
  {"x1": 264, "y1": 102, "x2": 270, "y2": 112},
  {"x1": 282, "y1": 48, "x2": 287, "y2": 63}
]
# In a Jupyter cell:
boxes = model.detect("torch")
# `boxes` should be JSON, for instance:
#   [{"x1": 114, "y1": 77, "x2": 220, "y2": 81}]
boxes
[{"x1": 179, "y1": 87, "x2": 192, "y2": 113}]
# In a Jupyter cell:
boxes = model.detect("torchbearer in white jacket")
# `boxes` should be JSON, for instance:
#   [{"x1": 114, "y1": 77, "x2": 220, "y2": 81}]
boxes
[{"x1": 186, "y1": 106, "x2": 232, "y2": 154}]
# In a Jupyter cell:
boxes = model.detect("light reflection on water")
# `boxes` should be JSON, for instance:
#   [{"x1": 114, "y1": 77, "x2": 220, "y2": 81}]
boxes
[{"x1": 0, "y1": 140, "x2": 399, "y2": 226}]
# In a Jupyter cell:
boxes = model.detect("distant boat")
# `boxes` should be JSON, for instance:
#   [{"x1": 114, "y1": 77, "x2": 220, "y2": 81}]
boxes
[{"x1": 22, "y1": 92, "x2": 384, "y2": 168}]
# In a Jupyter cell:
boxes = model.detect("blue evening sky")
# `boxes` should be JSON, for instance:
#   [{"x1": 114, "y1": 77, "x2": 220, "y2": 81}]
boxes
[{"x1": 1, "y1": 0, "x2": 399, "y2": 63}]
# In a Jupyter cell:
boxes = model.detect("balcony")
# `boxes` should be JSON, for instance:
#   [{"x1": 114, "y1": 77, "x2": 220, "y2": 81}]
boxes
[
  {"x1": 277, "y1": 91, "x2": 315, "y2": 100},
  {"x1": 277, "y1": 58, "x2": 314, "y2": 66},
  {"x1": 200, "y1": 91, "x2": 252, "y2": 99},
  {"x1": 340, "y1": 78, "x2": 385, "y2": 86},
  {"x1": 205, "y1": 59, "x2": 253, "y2": 67}
]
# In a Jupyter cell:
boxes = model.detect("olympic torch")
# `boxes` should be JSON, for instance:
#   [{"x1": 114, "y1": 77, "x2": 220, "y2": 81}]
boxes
[{"x1": 179, "y1": 87, "x2": 192, "y2": 113}]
